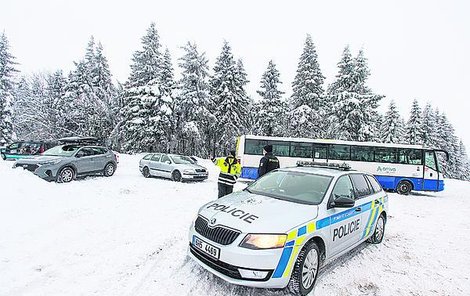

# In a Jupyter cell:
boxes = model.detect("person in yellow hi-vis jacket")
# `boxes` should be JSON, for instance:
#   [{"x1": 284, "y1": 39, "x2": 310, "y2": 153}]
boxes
[{"x1": 213, "y1": 150, "x2": 242, "y2": 198}]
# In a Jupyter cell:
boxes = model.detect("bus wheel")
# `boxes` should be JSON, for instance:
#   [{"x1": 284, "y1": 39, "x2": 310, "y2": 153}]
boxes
[{"x1": 397, "y1": 180, "x2": 412, "y2": 195}]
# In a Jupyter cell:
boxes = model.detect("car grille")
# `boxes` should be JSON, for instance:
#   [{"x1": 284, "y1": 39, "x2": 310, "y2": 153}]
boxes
[
  {"x1": 19, "y1": 164, "x2": 39, "y2": 172},
  {"x1": 194, "y1": 216, "x2": 240, "y2": 245},
  {"x1": 189, "y1": 244, "x2": 273, "y2": 281},
  {"x1": 195, "y1": 169, "x2": 206, "y2": 173}
]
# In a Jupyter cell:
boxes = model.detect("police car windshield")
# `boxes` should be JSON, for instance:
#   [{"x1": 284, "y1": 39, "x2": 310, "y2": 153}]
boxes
[
  {"x1": 246, "y1": 171, "x2": 333, "y2": 205},
  {"x1": 43, "y1": 145, "x2": 80, "y2": 157}
]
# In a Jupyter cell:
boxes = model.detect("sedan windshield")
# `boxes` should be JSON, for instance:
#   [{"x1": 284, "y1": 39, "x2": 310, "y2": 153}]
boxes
[
  {"x1": 43, "y1": 145, "x2": 80, "y2": 157},
  {"x1": 170, "y1": 155, "x2": 195, "y2": 164},
  {"x1": 246, "y1": 170, "x2": 333, "y2": 205}
]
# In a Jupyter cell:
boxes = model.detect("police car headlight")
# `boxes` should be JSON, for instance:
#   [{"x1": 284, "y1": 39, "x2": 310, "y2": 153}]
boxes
[{"x1": 239, "y1": 234, "x2": 287, "y2": 250}]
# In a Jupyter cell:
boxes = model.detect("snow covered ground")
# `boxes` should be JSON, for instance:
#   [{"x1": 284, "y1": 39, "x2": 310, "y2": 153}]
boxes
[{"x1": 0, "y1": 154, "x2": 469, "y2": 296}]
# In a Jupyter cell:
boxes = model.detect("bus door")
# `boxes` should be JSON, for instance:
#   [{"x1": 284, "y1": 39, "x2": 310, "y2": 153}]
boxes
[
  {"x1": 423, "y1": 150, "x2": 439, "y2": 191},
  {"x1": 313, "y1": 144, "x2": 328, "y2": 162}
]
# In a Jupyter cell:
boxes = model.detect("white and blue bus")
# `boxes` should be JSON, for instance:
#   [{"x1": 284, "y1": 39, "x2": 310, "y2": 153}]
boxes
[{"x1": 236, "y1": 135, "x2": 449, "y2": 195}]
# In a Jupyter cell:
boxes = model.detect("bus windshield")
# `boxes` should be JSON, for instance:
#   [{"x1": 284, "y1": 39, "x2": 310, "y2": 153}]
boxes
[{"x1": 246, "y1": 170, "x2": 333, "y2": 205}]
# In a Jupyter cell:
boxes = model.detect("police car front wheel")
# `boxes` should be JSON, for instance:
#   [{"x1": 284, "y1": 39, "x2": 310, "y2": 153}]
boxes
[{"x1": 288, "y1": 241, "x2": 320, "y2": 296}]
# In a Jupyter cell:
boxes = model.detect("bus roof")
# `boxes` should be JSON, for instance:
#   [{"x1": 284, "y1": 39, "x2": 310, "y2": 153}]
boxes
[{"x1": 241, "y1": 135, "x2": 426, "y2": 150}]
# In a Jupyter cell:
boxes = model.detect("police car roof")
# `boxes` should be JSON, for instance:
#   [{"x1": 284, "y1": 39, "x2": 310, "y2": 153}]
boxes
[{"x1": 279, "y1": 166, "x2": 352, "y2": 177}]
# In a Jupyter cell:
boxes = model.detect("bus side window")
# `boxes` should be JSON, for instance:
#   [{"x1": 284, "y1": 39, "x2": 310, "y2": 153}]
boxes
[
  {"x1": 290, "y1": 142, "x2": 313, "y2": 158},
  {"x1": 269, "y1": 141, "x2": 290, "y2": 157},
  {"x1": 245, "y1": 139, "x2": 267, "y2": 155},
  {"x1": 313, "y1": 144, "x2": 327, "y2": 159},
  {"x1": 374, "y1": 147, "x2": 397, "y2": 163},
  {"x1": 329, "y1": 144, "x2": 351, "y2": 160},
  {"x1": 351, "y1": 146, "x2": 374, "y2": 162}
]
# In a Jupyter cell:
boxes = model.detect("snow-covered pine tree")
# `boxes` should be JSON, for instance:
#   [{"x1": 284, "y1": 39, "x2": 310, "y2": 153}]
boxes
[
  {"x1": 210, "y1": 41, "x2": 251, "y2": 155},
  {"x1": 436, "y1": 112, "x2": 459, "y2": 178},
  {"x1": 405, "y1": 99, "x2": 423, "y2": 145},
  {"x1": 120, "y1": 24, "x2": 172, "y2": 153},
  {"x1": 289, "y1": 35, "x2": 325, "y2": 138},
  {"x1": 12, "y1": 76, "x2": 31, "y2": 140},
  {"x1": 456, "y1": 140, "x2": 470, "y2": 181},
  {"x1": 327, "y1": 47, "x2": 383, "y2": 141},
  {"x1": 291, "y1": 34, "x2": 325, "y2": 110},
  {"x1": 90, "y1": 42, "x2": 117, "y2": 141},
  {"x1": 353, "y1": 49, "x2": 384, "y2": 141},
  {"x1": 127, "y1": 23, "x2": 161, "y2": 88},
  {"x1": 421, "y1": 103, "x2": 439, "y2": 148},
  {"x1": 255, "y1": 60, "x2": 287, "y2": 137},
  {"x1": 0, "y1": 33, "x2": 17, "y2": 144},
  {"x1": 159, "y1": 48, "x2": 178, "y2": 152},
  {"x1": 380, "y1": 100, "x2": 404, "y2": 143},
  {"x1": 176, "y1": 42, "x2": 213, "y2": 156}
]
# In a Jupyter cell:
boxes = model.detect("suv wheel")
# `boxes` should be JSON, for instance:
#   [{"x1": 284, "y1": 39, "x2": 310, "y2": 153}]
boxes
[
  {"x1": 57, "y1": 167, "x2": 75, "y2": 183},
  {"x1": 172, "y1": 170, "x2": 182, "y2": 182},
  {"x1": 288, "y1": 241, "x2": 320, "y2": 296},
  {"x1": 104, "y1": 163, "x2": 115, "y2": 177}
]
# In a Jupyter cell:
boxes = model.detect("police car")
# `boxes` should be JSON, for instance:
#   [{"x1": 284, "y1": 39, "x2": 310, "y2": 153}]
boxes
[{"x1": 188, "y1": 162, "x2": 388, "y2": 295}]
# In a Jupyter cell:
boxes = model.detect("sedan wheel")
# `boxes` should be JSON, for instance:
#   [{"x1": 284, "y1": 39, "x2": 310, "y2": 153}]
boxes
[
  {"x1": 172, "y1": 170, "x2": 182, "y2": 182},
  {"x1": 143, "y1": 166, "x2": 150, "y2": 178}
]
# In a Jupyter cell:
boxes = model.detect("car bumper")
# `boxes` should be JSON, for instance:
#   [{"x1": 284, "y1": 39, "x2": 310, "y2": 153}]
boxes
[
  {"x1": 182, "y1": 173, "x2": 208, "y2": 181},
  {"x1": 187, "y1": 223, "x2": 289, "y2": 289}
]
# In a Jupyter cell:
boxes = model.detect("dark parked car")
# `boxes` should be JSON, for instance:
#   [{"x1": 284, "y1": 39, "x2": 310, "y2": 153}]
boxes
[{"x1": 1, "y1": 141, "x2": 57, "y2": 160}]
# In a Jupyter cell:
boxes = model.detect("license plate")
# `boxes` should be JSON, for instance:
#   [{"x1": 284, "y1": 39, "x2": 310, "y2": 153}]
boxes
[{"x1": 193, "y1": 235, "x2": 220, "y2": 259}]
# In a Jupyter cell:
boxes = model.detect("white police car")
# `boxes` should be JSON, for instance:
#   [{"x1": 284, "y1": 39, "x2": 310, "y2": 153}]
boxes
[{"x1": 188, "y1": 162, "x2": 388, "y2": 295}]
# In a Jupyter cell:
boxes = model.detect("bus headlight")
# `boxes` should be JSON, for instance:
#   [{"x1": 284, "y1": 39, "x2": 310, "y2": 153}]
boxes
[{"x1": 239, "y1": 234, "x2": 287, "y2": 250}]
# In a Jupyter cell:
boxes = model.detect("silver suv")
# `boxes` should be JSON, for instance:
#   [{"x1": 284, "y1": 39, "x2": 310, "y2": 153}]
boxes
[
  {"x1": 139, "y1": 153, "x2": 208, "y2": 182},
  {"x1": 14, "y1": 144, "x2": 118, "y2": 183}
]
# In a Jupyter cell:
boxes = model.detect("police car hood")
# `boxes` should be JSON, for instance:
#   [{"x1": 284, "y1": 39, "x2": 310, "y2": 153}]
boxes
[{"x1": 199, "y1": 190, "x2": 318, "y2": 233}]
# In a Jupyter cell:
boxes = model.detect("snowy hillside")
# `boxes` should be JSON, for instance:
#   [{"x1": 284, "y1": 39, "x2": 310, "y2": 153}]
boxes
[{"x1": 0, "y1": 155, "x2": 469, "y2": 296}]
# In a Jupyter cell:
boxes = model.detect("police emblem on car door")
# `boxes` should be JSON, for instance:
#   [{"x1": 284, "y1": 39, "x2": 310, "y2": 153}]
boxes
[{"x1": 325, "y1": 175, "x2": 363, "y2": 256}]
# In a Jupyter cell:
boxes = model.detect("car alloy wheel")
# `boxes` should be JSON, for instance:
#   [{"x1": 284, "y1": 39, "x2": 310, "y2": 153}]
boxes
[
  {"x1": 58, "y1": 167, "x2": 74, "y2": 183},
  {"x1": 104, "y1": 163, "x2": 115, "y2": 177},
  {"x1": 172, "y1": 170, "x2": 182, "y2": 182},
  {"x1": 302, "y1": 248, "x2": 319, "y2": 290}
]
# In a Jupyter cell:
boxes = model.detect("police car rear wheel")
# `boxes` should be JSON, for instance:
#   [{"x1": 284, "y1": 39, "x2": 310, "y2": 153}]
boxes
[
  {"x1": 397, "y1": 180, "x2": 412, "y2": 195},
  {"x1": 369, "y1": 214, "x2": 385, "y2": 244},
  {"x1": 288, "y1": 241, "x2": 320, "y2": 296},
  {"x1": 1, "y1": 153, "x2": 5, "y2": 160}
]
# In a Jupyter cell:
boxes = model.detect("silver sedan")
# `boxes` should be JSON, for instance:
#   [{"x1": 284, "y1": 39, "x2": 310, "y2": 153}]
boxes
[{"x1": 139, "y1": 153, "x2": 208, "y2": 182}]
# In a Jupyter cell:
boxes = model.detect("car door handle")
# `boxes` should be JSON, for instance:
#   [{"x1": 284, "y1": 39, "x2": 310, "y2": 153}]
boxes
[{"x1": 355, "y1": 207, "x2": 362, "y2": 212}]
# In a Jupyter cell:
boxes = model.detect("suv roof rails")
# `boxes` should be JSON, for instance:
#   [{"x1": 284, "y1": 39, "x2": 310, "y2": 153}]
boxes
[
  {"x1": 58, "y1": 137, "x2": 100, "y2": 145},
  {"x1": 296, "y1": 161, "x2": 352, "y2": 171}
]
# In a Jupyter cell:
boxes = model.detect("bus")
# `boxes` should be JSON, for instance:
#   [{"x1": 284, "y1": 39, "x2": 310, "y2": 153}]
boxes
[{"x1": 236, "y1": 135, "x2": 449, "y2": 195}]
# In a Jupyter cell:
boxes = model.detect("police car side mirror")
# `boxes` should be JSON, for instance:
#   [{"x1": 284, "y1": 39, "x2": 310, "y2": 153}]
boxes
[{"x1": 331, "y1": 196, "x2": 355, "y2": 208}]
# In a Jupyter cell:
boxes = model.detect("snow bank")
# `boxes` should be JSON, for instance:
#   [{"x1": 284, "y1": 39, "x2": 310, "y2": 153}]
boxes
[{"x1": 0, "y1": 156, "x2": 469, "y2": 296}]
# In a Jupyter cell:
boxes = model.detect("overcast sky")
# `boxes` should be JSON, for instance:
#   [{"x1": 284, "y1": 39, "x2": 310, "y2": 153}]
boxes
[{"x1": 2, "y1": 0, "x2": 469, "y2": 147}]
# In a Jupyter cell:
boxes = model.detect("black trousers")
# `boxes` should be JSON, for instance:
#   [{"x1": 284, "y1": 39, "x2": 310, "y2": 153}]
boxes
[{"x1": 218, "y1": 182, "x2": 234, "y2": 198}]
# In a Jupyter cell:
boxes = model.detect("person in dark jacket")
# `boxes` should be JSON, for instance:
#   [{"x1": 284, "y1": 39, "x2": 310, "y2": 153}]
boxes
[{"x1": 258, "y1": 145, "x2": 280, "y2": 178}]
